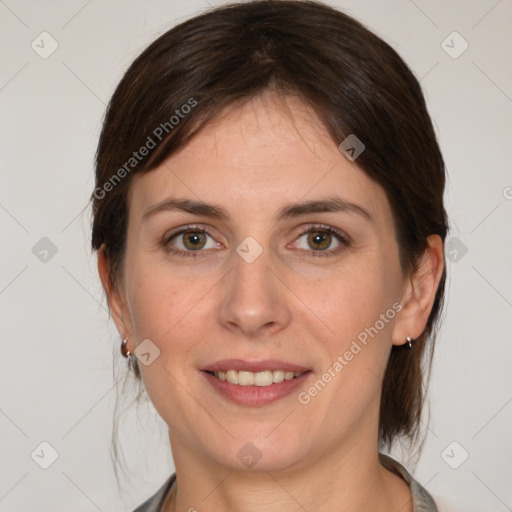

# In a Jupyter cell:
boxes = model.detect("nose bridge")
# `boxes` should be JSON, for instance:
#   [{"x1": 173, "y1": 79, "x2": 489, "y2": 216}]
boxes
[
  {"x1": 233, "y1": 247, "x2": 271, "y2": 295},
  {"x1": 218, "y1": 243, "x2": 290, "y2": 336}
]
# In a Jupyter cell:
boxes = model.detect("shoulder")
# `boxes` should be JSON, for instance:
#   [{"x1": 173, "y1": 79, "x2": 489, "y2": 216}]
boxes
[
  {"x1": 131, "y1": 474, "x2": 176, "y2": 512},
  {"x1": 379, "y1": 453, "x2": 438, "y2": 512}
]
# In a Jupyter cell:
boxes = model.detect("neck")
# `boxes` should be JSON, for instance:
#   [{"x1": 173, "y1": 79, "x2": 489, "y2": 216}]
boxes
[{"x1": 164, "y1": 432, "x2": 412, "y2": 512}]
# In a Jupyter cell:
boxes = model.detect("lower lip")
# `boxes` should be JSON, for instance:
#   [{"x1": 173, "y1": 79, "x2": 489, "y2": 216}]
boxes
[{"x1": 202, "y1": 371, "x2": 312, "y2": 407}]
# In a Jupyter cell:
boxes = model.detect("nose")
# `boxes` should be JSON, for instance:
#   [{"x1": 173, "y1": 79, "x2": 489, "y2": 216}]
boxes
[{"x1": 218, "y1": 248, "x2": 292, "y2": 339}]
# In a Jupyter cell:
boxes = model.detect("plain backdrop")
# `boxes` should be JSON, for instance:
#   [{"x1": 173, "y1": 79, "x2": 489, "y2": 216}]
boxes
[{"x1": 1, "y1": 1, "x2": 511, "y2": 511}]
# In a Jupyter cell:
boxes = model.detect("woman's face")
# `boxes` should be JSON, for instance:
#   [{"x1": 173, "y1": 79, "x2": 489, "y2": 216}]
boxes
[{"x1": 109, "y1": 94, "x2": 414, "y2": 472}]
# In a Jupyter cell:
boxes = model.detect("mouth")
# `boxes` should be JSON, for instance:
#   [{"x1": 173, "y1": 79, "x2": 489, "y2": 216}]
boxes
[
  {"x1": 200, "y1": 359, "x2": 312, "y2": 406},
  {"x1": 204, "y1": 369, "x2": 306, "y2": 387}
]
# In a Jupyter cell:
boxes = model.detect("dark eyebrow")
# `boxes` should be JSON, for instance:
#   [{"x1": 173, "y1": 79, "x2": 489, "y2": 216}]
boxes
[
  {"x1": 276, "y1": 196, "x2": 373, "y2": 223},
  {"x1": 142, "y1": 196, "x2": 373, "y2": 223},
  {"x1": 142, "y1": 198, "x2": 229, "y2": 222}
]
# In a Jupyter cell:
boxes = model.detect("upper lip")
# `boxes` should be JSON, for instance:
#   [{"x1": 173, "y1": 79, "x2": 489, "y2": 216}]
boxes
[{"x1": 201, "y1": 359, "x2": 310, "y2": 373}]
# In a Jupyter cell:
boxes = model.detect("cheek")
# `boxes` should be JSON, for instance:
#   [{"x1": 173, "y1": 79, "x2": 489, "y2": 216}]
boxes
[
  {"x1": 299, "y1": 261, "x2": 394, "y2": 341},
  {"x1": 122, "y1": 258, "x2": 203, "y2": 410},
  {"x1": 301, "y1": 269, "x2": 398, "y2": 424},
  {"x1": 123, "y1": 253, "x2": 183, "y2": 342},
  {"x1": 297, "y1": 258, "x2": 400, "y2": 406},
  {"x1": 123, "y1": 253, "x2": 221, "y2": 354}
]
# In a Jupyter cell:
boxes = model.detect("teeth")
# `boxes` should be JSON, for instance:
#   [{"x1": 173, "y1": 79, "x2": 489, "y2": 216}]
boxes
[
  {"x1": 238, "y1": 371, "x2": 254, "y2": 386},
  {"x1": 226, "y1": 370, "x2": 238, "y2": 384},
  {"x1": 272, "y1": 370, "x2": 284, "y2": 383},
  {"x1": 213, "y1": 369, "x2": 304, "y2": 386}
]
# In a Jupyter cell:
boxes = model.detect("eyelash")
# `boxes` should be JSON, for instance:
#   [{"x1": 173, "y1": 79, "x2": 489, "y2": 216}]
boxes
[
  {"x1": 294, "y1": 224, "x2": 350, "y2": 258},
  {"x1": 162, "y1": 223, "x2": 350, "y2": 259}
]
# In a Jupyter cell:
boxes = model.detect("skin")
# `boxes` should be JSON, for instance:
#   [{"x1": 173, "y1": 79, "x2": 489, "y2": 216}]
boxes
[{"x1": 98, "y1": 92, "x2": 444, "y2": 512}]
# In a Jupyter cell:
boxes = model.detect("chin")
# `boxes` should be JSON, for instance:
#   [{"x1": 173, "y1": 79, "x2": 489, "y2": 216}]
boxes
[{"x1": 212, "y1": 435, "x2": 309, "y2": 473}]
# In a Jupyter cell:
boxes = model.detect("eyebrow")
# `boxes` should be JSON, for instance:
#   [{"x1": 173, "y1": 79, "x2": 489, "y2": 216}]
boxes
[
  {"x1": 277, "y1": 196, "x2": 373, "y2": 223},
  {"x1": 142, "y1": 196, "x2": 373, "y2": 223}
]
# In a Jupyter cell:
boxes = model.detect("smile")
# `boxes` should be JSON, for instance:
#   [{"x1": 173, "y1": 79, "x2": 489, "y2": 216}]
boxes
[{"x1": 208, "y1": 369, "x2": 304, "y2": 387}]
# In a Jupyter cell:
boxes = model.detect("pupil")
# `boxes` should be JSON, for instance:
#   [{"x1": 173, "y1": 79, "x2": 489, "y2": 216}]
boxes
[
  {"x1": 308, "y1": 231, "x2": 330, "y2": 250},
  {"x1": 184, "y1": 232, "x2": 205, "y2": 250}
]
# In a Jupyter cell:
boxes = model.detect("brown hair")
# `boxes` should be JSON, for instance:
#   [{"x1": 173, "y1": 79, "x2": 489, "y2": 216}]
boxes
[{"x1": 91, "y1": 0, "x2": 447, "y2": 461}]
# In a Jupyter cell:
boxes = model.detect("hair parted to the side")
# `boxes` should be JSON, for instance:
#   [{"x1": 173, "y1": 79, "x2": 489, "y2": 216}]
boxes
[{"x1": 91, "y1": 0, "x2": 447, "y2": 481}]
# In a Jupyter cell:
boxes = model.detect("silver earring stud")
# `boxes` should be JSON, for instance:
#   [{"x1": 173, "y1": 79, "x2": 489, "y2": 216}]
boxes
[{"x1": 406, "y1": 336, "x2": 413, "y2": 348}]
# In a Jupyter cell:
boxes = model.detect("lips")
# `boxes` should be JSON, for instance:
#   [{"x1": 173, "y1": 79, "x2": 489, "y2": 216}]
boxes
[{"x1": 200, "y1": 358, "x2": 312, "y2": 406}]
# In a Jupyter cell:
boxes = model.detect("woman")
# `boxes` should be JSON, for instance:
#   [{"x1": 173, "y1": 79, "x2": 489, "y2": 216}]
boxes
[{"x1": 91, "y1": 1, "x2": 447, "y2": 510}]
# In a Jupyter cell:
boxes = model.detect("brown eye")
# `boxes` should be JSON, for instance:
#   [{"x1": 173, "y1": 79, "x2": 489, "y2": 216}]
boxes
[
  {"x1": 292, "y1": 225, "x2": 349, "y2": 257},
  {"x1": 167, "y1": 228, "x2": 218, "y2": 253},
  {"x1": 307, "y1": 230, "x2": 332, "y2": 251},
  {"x1": 182, "y1": 230, "x2": 207, "y2": 250}
]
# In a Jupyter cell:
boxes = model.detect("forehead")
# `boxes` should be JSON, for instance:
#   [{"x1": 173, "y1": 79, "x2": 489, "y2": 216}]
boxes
[{"x1": 129, "y1": 94, "x2": 391, "y2": 226}]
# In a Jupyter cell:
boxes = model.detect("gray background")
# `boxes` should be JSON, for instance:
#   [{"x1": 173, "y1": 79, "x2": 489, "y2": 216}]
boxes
[{"x1": 1, "y1": 0, "x2": 511, "y2": 510}]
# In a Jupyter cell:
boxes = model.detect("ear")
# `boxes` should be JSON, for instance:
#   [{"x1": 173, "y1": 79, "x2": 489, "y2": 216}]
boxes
[
  {"x1": 392, "y1": 234, "x2": 445, "y2": 347},
  {"x1": 97, "y1": 244, "x2": 133, "y2": 343}
]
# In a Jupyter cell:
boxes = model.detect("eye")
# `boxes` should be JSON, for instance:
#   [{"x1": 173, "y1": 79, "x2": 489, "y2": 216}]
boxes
[
  {"x1": 292, "y1": 225, "x2": 349, "y2": 256},
  {"x1": 165, "y1": 227, "x2": 221, "y2": 254}
]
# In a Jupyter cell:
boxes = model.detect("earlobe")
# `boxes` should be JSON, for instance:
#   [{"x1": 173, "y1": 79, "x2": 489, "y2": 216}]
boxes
[
  {"x1": 97, "y1": 245, "x2": 131, "y2": 341},
  {"x1": 392, "y1": 235, "x2": 445, "y2": 346}
]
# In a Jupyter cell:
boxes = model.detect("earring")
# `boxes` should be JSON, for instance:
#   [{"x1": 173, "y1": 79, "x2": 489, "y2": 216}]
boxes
[
  {"x1": 121, "y1": 337, "x2": 132, "y2": 358},
  {"x1": 406, "y1": 336, "x2": 413, "y2": 348},
  {"x1": 121, "y1": 337, "x2": 139, "y2": 374}
]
